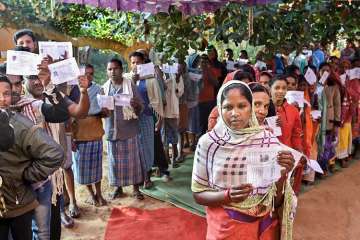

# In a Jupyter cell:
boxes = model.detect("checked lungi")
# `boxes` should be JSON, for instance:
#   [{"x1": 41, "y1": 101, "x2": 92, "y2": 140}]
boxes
[
  {"x1": 139, "y1": 114, "x2": 155, "y2": 172},
  {"x1": 73, "y1": 140, "x2": 103, "y2": 185},
  {"x1": 108, "y1": 135, "x2": 145, "y2": 187}
]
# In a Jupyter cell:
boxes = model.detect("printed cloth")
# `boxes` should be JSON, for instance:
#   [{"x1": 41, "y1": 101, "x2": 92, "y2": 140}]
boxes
[
  {"x1": 139, "y1": 114, "x2": 155, "y2": 172},
  {"x1": 108, "y1": 135, "x2": 145, "y2": 187},
  {"x1": 192, "y1": 80, "x2": 299, "y2": 240},
  {"x1": 73, "y1": 140, "x2": 103, "y2": 185}
]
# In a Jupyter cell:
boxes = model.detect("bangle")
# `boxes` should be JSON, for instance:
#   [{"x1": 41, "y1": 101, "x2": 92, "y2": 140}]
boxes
[{"x1": 224, "y1": 188, "x2": 231, "y2": 203}]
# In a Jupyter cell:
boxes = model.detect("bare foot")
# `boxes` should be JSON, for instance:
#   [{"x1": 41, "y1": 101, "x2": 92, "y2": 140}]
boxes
[
  {"x1": 85, "y1": 196, "x2": 98, "y2": 206},
  {"x1": 96, "y1": 194, "x2": 107, "y2": 206}
]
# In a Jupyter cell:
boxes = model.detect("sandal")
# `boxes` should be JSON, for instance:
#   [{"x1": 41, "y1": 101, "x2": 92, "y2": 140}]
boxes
[
  {"x1": 84, "y1": 196, "x2": 98, "y2": 206},
  {"x1": 61, "y1": 212, "x2": 74, "y2": 229},
  {"x1": 143, "y1": 180, "x2": 154, "y2": 189},
  {"x1": 175, "y1": 155, "x2": 186, "y2": 164},
  {"x1": 132, "y1": 191, "x2": 145, "y2": 200},
  {"x1": 68, "y1": 204, "x2": 81, "y2": 218}
]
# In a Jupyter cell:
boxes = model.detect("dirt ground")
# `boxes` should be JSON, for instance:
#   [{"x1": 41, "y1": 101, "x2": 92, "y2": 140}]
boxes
[
  {"x1": 62, "y1": 156, "x2": 360, "y2": 240},
  {"x1": 294, "y1": 160, "x2": 360, "y2": 240}
]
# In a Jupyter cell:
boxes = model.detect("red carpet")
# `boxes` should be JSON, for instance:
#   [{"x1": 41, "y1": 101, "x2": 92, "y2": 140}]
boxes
[{"x1": 104, "y1": 207, "x2": 207, "y2": 240}]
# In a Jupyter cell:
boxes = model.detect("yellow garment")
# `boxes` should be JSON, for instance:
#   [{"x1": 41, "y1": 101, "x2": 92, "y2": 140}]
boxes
[
  {"x1": 330, "y1": 49, "x2": 341, "y2": 59},
  {"x1": 336, "y1": 122, "x2": 352, "y2": 159}
]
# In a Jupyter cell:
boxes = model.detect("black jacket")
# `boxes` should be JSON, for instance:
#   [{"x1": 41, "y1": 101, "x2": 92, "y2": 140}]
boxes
[{"x1": 0, "y1": 112, "x2": 64, "y2": 218}]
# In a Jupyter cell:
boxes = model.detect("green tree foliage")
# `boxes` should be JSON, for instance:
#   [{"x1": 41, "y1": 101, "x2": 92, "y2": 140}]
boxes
[{"x1": 0, "y1": 0, "x2": 359, "y2": 60}]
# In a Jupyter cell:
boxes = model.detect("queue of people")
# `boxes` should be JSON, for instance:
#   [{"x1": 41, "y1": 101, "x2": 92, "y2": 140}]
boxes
[{"x1": 0, "y1": 27, "x2": 359, "y2": 240}]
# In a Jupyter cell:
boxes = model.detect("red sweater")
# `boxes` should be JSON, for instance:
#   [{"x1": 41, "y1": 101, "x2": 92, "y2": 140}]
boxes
[{"x1": 277, "y1": 101, "x2": 303, "y2": 152}]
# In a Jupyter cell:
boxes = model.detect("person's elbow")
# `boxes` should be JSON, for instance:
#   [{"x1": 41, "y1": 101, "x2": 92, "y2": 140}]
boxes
[
  {"x1": 68, "y1": 104, "x2": 89, "y2": 119},
  {"x1": 192, "y1": 192, "x2": 203, "y2": 205}
]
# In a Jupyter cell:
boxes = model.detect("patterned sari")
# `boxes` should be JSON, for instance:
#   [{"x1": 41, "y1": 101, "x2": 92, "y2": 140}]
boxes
[{"x1": 192, "y1": 81, "x2": 300, "y2": 240}]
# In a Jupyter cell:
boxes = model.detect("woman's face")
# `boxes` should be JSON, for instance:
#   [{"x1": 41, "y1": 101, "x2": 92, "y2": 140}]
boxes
[
  {"x1": 259, "y1": 75, "x2": 270, "y2": 88},
  {"x1": 253, "y1": 91, "x2": 270, "y2": 125},
  {"x1": 221, "y1": 88, "x2": 252, "y2": 131},
  {"x1": 286, "y1": 76, "x2": 297, "y2": 91},
  {"x1": 270, "y1": 80, "x2": 287, "y2": 105},
  {"x1": 297, "y1": 81, "x2": 308, "y2": 92}
]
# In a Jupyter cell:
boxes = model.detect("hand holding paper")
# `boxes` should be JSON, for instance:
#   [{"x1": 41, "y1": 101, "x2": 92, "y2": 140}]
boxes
[
  {"x1": 38, "y1": 41, "x2": 73, "y2": 60},
  {"x1": 286, "y1": 91, "x2": 304, "y2": 108},
  {"x1": 48, "y1": 58, "x2": 80, "y2": 85},
  {"x1": 6, "y1": 50, "x2": 42, "y2": 76},
  {"x1": 319, "y1": 71, "x2": 329, "y2": 85},
  {"x1": 304, "y1": 67, "x2": 317, "y2": 85},
  {"x1": 311, "y1": 110, "x2": 321, "y2": 120},
  {"x1": 114, "y1": 93, "x2": 131, "y2": 107},
  {"x1": 137, "y1": 62, "x2": 155, "y2": 79},
  {"x1": 97, "y1": 95, "x2": 114, "y2": 110},
  {"x1": 162, "y1": 63, "x2": 179, "y2": 74}
]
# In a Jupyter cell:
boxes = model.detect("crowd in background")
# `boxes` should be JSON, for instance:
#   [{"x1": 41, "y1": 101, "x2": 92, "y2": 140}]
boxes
[{"x1": 0, "y1": 28, "x2": 359, "y2": 240}]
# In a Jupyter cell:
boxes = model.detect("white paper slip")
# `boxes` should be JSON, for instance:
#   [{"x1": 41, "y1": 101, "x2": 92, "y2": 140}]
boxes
[
  {"x1": 6, "y1": 50, "x2": 41, "y2": 76},
  {"x1": 38, "y1": 41, "x2": 73, "y2": 60},
  {"x1": 265, "y1": 116, "x2": 282, "y2": 137},
  {"x1": 319, "y1": 71, "x2": 329, "y2": 85},
  {"x1": 285, "y1": 91, "x2": 304, "y2": 108},
  {"x1": 48, "y1": 58, "x2": 80, "y2": 85},
  {"x1": 137, "y1": 62, "x2": 155, "y2": 79},
  {"x1": 349, "y1": 67, "x2": 360, "y2": 80},
  {"x1": 311, "y1": 110, "x2": 321, "y2": 120},
  {"x1": 162, "y1": 63, "x2": 178, "y2": 74},
  {"x1": 226, "y1": 61, "x2": 236, "y2": 71},
  {"x1": 97, "y1": 95, "x2": 114, "y2": 110},
  {"x1": 114, "y1": 93, "x2": 131, "y2": 107},
  {"x1": 245, "y1": 146, "x2": 283, "y2": 188},
  {"x1": 304, "y1": 67, "x2": 317, "y2": 85},
  {"x1": 189, "y1": 72, "x2": 202, "y2": 82},
  {"x1": 340, "y1": 74, "x2": 347, "y2": 86},
  {"x1": 308, "y1": 159, "x2": 324, "y2": 174}
]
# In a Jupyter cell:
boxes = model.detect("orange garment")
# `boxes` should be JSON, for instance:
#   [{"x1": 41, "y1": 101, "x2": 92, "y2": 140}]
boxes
[
  {"x1": 277, "y1": 101, "x2": 304, "y2": 195},
  {"x1": 277, "y1": 101, "x2": 303, "y2": 152},
  {"x1": 302, "y1": 89, "x2": 313, "y2": 158},
  {"x1": 199, "y1": 70, "x2": 216, "y2": 103},
  {"x1": 206, "y1": 207, "x2": 279, "y2": 240},
  {"x1": 208, "y1": 107, "x2": 219, "y2": 131}
]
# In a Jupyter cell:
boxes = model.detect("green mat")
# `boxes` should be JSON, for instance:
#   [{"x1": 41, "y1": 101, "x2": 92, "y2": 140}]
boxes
[{"x1": 141, "y1": 155, "x2": 206, "y2": 217}]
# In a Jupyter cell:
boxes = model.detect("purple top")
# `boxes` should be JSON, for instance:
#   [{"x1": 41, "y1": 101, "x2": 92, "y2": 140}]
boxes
[{"x1": 59, "y1": 0, "x2": 279, "y2": 15}]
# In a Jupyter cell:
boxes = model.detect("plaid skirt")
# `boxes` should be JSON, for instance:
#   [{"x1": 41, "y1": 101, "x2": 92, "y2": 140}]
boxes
[
  {"x1": 188, "y1": 105, "x2": 201, "y2": 135},
  {"x1": 108, "y1": 135, "x2": 145, "y2": 187},
  {"x1": 73, "y1": 140, "x2": 103, "y2": 185},
  {"x1": 139, "y1": 114, "x2": 155, "y2": 172}
]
